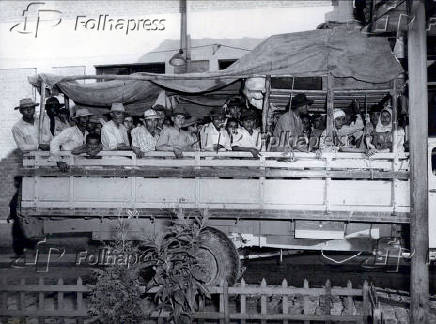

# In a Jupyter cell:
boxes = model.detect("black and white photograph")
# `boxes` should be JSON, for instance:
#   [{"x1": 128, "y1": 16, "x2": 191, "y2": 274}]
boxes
[{"x1": 0, "y1": 0, "x2": 435, "y2": 323}]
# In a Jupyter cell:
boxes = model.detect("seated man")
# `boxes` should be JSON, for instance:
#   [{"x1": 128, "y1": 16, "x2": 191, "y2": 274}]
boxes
[
  {"x1": 156, "y1": 107, "x2": 198, "y2": 158},
  {"x1": 232, "y1": 109, "x2": 262, "y2": 157},
  {"x1": 273, "y1": 94, "x2": 313, "y2": 139},
  {"x1": 12, "y1": 98, "x2": 52, "y2": 152},
  {"x1": 200, "y1": 108, "x2": 231, "y2": 152},
  {"x1": 131, "y1": 108, "x2": 160, "y2": 158},
  {"x1": 50, "y1": 108, "x2": 93, "y2": 169},
  {"x1": 319, "y1": 109, "x2": 360, "y2": 152},
  {"x1": 101, "y1": 103, "x2": 130, "y2": 150}
]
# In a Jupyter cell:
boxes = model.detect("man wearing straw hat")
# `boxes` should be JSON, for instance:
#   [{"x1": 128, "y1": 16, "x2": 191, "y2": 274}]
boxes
[
  {"x1": 101, "y1": 103, "x2": 130, "y2": 150},
  {"x1": 131, "y1": 108, "x2": 160, "y2": 158},
  {"x1": 156, "y1": 106, "x2": 197, "y2": 158},
  {"x1": 12, "y1": 98, "x2": 52, "y2": 151},
  {"x1": 50, "y1": 107, "x2": 93, "y2": 156}
]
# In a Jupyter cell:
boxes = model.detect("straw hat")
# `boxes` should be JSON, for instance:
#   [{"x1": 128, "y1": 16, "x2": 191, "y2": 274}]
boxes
[
  {"x1": 73, "y1": 108, "x2": 93, "y2": 119},
  {"x1": 14, "y1": 98, "x2": 39, "y2": 110},
  {"x1": 143, "y1": 109, "x2": 160, "y2": 119},
  {"x1": 110, "y1": 102, "x2": 126, "y2": 113}
]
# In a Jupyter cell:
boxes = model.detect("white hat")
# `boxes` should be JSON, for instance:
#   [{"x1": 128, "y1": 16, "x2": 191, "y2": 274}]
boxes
[
  {"x1": 73, "y1": 108, "x2": 93, "y2": 119},
  {"x1": 143, "y1": 109, "x2": 160, "y2": 119},
  {"x1": 333, "y1": 109, "x2": 346, "y2": 119},
  {"x1": 110, "y1": 102, "x2": 125, "y2": 113}
]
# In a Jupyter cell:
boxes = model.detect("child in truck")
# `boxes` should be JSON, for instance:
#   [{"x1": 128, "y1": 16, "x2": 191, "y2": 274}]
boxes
[{"x1": 231, "y1": 109, "x2": 262, "y2": 157}]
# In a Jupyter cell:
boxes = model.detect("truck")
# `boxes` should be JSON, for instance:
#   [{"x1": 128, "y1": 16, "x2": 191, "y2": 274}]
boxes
[{"x1": 17, "y1": 26, "x2": 436, "y2": 285}]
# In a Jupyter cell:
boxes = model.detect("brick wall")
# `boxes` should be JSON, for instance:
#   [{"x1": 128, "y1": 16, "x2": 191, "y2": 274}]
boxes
[
  {"x1": 0, "y1": 149, "x2": 22, "y2": 220},
  {"x1": 0, "y1": 68, "x2": 36, "y2": 220}
]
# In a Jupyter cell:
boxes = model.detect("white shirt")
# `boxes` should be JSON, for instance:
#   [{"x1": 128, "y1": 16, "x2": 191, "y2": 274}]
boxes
[
  {"x1": 101, "y1": 120, "x2": 129, "y2": 150},
  {"x1": 231, "y1": 127, "x2": 261, "y2": 150},
  {"x1": 50, "y1": 125, "x2": 86, "y2": 157},
  {"x1": 200, "y1": 123, "x2": 231, "y2": 150},
  {"x1": 131, "y1": 126, "x2": 159, "y2": 153},
  {"x1": 12, "y1": 116, "x2": 52, "y2": 151}
]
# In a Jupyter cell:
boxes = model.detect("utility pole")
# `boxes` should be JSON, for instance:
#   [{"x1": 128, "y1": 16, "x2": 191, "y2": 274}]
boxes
[
  {"x1": 408, "y1": 1, "x2": 429, "y2": 323},
  {"x1": 179, "y1": 0, "x2": 190, "y2": 73}
]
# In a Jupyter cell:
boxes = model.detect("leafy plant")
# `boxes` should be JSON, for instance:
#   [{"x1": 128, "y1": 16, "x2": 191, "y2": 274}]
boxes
[
  {"x1": 88, "y1": 208, "x2": 210, "y2": 324},
  {"x1": 143, "y1": 211, "x2": 210, "y2": 323}
]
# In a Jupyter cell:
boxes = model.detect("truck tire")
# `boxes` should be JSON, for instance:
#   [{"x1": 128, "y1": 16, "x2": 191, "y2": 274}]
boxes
[{"x1": 195, "y1": 227, "x2": 240, "y2": 286}]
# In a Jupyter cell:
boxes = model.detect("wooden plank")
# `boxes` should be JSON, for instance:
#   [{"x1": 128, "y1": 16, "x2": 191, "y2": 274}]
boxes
[
  {"x1": 20, "y1": 166, "x2": 410, "y2": 180},
  {"x1": 324, "y1": 279, "x2": 332, "y2": 324},
  {"x1": 38, "y1": 81, "x2": 46, "y2": 145},
  {"x1": 303, "y1": 279, "x2": 309, "y2": 324},
  {"x1": 240, "y1": 279, "x2": 246, "y2": 324},
  {"x1": 219, "y1": 280, "x2": 224, "y2": 324},
  {"x1": 408, "y1": 1, "x2": 430, "y2": 323},
  {"x1": 260, "y1": 278, "x2": 267, "y2": 324},
  {"x1": 1, "y1": 285, "x2": 89, "y2": 292},
  {"x1": 57, "y1": 278, "x2": 65, "y2": 324},
  {"x1": 18, "y1": 279, "x2": 25, "y2": 324},
  {"x1": 76, "y1": 277, "x2": 84, "y2": 313},
  {"x1": 20, "y1": 207, "x2": 411, "y2": 224},
  {"x1": 223, "y1": 280, "x2": 229, "y2": 324},
  {"x1": 282, "y1": 279, "x2": 289, "y2": 324},
  {"x1": 261, "y1": 75, "x2": 271, "y2": 151},
  {"x1": 326, "y1": 74, "x2": 334, "y2": 141},
  {"x1": 362, "y1": 281, "x2": 369, "y2": 323}
]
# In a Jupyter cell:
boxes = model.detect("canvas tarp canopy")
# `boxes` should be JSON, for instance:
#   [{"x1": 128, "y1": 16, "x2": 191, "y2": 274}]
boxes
[{"x1": 29, "y1": 27, "x2": 403, "y2": 116}]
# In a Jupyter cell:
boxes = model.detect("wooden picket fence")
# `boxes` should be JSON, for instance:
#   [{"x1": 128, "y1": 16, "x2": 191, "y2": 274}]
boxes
[{"x1": 0, "y1": 276, "x2": 377, "y2": 324}]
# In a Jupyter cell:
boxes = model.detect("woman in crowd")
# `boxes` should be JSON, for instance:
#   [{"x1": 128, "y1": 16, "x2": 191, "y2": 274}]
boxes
[{"x1": 365, "y1": 106, "x2": 405, "y2": 153}]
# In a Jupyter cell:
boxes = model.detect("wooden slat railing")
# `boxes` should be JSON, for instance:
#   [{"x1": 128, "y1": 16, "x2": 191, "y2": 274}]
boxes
[{"x1": 0, "y1": 276, "x2": 375, "y2": 324}]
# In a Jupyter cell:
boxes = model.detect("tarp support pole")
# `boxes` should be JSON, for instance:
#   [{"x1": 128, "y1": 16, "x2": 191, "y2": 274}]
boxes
[
  {"x1": 326, "y1": 74, "x2": 334, "y2": 141},
  {"x1": 38, "y1": 81, "x2": 46, "y2": 146},
  {"x1": 261, "y1": 75, "x2": 271, "y2": 152},
  {"x1": 408, "y1": 1, "x2": 429, "y2": 323}
]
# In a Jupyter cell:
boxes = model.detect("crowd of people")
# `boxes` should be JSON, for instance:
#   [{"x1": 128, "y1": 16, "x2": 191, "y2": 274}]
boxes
[{"x1": 11, "y1": 92, "x2": 407, "y2": 166}]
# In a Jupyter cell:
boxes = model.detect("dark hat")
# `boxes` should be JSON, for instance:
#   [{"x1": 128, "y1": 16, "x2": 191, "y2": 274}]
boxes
[
  {"x1": 225, "y1": 97, "x2": 245, "y2": 108},
  {"x1": 14, "y1": 98, "x2": 39, "y2": 110},
  {"x1": 289, "y1": 94, "x2": 313, "y2": 109},
  {"x1": 240, "y1": 109, "x2": 258, "y2": 121},
  {"x1": 209, "y1": 107, "x2": 226, "y2": 119},
  {"x1": 171, "y1": 106, "x2": 191, "y2": 118},
  {"x1": 45, "y1": 97, "x2": 65, "y2": 108}
]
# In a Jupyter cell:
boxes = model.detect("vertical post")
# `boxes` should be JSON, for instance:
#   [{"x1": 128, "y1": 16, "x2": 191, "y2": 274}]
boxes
[
  {"x1": 240, "y1": 278, "x2": 246, "y2": 324},
  {"x1": 57, "y1": 278, "x2": 65, "y2": 324},
  {"x1": 303, "y1": 279, "x2": 310, "y2": 324},
  {"x1": 324, "y1": 279, "x2": 332, "y2": 324},
  {"x1": 76, "y1": 277, "x2": 84, "y2": 324},
  {"x1": 223, "y1": 280, "x2": 229, "y2": 324},
  {"x1": 260, "y1": 278, "x2": 267, "y2": 324},
  {"x1": 18, "y1": 278, "x2": 25, "y2": 324},
  {"x1": 408, "y1": 1, "x2": 429, "y2": 323},
  {"x1": 261, "y1": 75, "x2": 271, "y2": 152},
  {"x1": 179, "y1": 0, "x2": 189, "y2": 73},
  {"x1": 219, "y1": 280, "x2": 225, "y2": 324},
  {"x1": 38, "y1": 277, "x2": 44, "y2": 324},
  {"x1": 326, "y1": 74, "x2": 334, "y2": 142},
  {"x1": 362, "y1": 281, "x2": 369, "y2": 324},
  {"x1": 281, "y1": 279, "x2": 288, "y2": 324},
  {"x1": 38, "y1": 81, "x2": 46, "y2": 146}
]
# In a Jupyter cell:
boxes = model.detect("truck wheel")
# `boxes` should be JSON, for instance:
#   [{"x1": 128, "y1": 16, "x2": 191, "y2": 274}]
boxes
[{"x1": 194, "y1": 227, "x2": 240, "y2": 286}]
